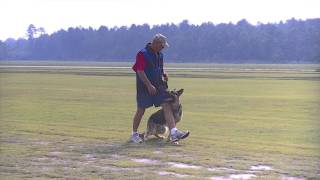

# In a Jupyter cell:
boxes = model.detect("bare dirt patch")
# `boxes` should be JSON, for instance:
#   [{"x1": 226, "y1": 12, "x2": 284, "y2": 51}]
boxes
[
  {"x1": 168, "y1": 162, "x2": 202, "y2": 169},
  {"x1": 131, "y1": 158, "x2": 160, "y2": 164},
  {"x1": 282, "y1": 176, "x2": 306, "y2": 180},
  {"x1": 1, "y1": 135, "x2": 313, "y2": 179},
  {"x1": 158, "y1": 171, "x2": 191, "y2": 178},
  {"x1": 211, "y1": 174, "x2": 257, "y2": 180},
  {"x1": 250, "y1": 165, "x2": 273, "y2": 171}
]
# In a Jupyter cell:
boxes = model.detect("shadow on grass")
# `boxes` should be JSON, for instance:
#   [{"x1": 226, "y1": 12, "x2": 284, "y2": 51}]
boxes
[{"x1": 77, "y1": 137, "x2": 182, "y2": 157}]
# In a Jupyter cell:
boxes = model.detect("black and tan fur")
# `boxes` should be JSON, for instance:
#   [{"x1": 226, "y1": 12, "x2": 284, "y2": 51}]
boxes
[{"x1": 144, "y1": 89, "x2": 184, "y2": 141}]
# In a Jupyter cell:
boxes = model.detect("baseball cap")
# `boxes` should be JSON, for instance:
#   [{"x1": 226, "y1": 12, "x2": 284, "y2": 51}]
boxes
[{"x1": 152, "y1": 33, "x2": 169, "y2": 48}]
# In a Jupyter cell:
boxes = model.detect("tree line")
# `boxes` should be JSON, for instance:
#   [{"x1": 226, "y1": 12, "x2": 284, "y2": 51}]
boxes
[{"x1": 0, "y1": 18, "x2": 319, "y2": 63}]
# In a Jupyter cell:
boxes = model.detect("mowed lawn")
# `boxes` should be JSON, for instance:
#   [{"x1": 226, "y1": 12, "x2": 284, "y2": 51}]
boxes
[{"x1": 0, "y1": 64, "x2": 319, "y2": 179}]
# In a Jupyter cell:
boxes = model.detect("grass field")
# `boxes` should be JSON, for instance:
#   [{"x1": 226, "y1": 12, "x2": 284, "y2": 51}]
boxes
[{"x1": 1, "y1": 62, "x2": 319, "y2": 179}]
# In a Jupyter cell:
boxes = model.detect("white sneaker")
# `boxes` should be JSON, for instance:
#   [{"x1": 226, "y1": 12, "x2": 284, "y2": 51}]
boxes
[
  {"x1": 171, "y1": 130, "x2": 190, "y2": 142},
  {"x1": 130, "y1": 133, "x2": 143, "y2": 143}
]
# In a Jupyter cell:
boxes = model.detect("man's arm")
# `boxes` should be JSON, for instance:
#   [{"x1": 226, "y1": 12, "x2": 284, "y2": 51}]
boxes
[
  {"x1": 160, "y1": 56, "x2": 168, "y2": 82},
  {"x1": 163, "y1": 71, "x2": 168, "y2": 82},
  {"x1": 137, "y1": 70, "x2": 157, "y2": 95}
]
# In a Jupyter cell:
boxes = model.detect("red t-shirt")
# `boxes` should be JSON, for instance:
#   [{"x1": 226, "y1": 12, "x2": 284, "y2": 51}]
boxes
[{"x1": 132, "y1": 52, "x2": 146, "y2": 72}]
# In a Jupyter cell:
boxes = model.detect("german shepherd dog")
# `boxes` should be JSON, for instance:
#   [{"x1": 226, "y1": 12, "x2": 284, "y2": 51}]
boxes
[{"x1": 143, "y1": 89, "x2": 184, "y2": 142}]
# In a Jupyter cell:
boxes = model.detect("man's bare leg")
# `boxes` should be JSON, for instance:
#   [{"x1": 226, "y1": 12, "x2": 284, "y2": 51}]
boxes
[
  {"x1": 162, "y1": 103, "x2": 176, "y2": 130},
  {"x1": 133, "y1": 107, "x2": 145, "y2": 132},
  {"x1": 130, "y1": 107, "x2": 145, "y2": 143},
  {"x1": 162, "y1": 102, "x2": 189, "y2": 142}
]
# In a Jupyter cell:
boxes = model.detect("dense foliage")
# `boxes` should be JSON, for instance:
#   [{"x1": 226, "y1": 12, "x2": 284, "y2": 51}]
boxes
[{"x1": 1, "y1": 18, "x2": 319, "y2": 63}]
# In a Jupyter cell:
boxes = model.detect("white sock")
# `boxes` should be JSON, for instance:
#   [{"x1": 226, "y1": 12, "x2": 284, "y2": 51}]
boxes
[
  {"x1": 171, "y1": 128, "x2": 178, "y2": 135},
  {"x1": 132, "y1": 131, "x2": 138, "y2": 135}
]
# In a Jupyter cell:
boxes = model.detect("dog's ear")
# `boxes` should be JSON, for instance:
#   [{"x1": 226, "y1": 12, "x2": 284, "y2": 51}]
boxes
[{"x1": 177, "y1": 89, "x2": 184, "y2": 96}]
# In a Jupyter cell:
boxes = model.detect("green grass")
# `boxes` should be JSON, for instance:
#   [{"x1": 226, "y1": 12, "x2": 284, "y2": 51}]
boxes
[{"x1": 0, "y1": 63, "x2": 319, "y2": 179}]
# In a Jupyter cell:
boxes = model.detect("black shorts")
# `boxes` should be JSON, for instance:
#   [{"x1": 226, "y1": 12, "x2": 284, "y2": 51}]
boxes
[{"x1": 137, "y1": 90, "x2": 172, "y2": 108}]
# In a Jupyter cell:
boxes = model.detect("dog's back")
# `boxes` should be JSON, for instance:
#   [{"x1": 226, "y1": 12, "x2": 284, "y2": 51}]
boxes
[
  {"x1": 149, "y1": 109, "x2": 166, "y2": 125},
  {"x1": 148, "y1": 104, "x2": 182, "y2": 124},
  {"x1": 145, "y1": 109, "x2": 167, "y2": 137}
]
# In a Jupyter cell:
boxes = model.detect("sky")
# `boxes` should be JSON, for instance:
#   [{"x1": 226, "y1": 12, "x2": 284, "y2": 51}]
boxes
[{"x1": 0, "y1": 0, "x2": 319, "y2": 40}]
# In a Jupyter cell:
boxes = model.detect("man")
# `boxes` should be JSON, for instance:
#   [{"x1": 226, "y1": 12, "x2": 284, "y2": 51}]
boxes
[{"x1": 130, "y1": 33, "x2": 190, "y2": 143}]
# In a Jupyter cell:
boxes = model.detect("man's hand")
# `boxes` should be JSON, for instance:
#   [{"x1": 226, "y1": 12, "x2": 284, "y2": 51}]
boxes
[
  {"x1": 137, "y1": 71, "x2": 157, "y2": 95},
  {"x1": 147, "y1": 84, "x2": 157, "y2": 95},
  {"x1": 163, "y1": 73, "x2": 169, "y2": 82}
]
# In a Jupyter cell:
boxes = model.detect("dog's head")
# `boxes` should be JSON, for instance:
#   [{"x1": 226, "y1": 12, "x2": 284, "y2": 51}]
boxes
[
  {"x1": 171, "y1": 89, "x2": 184, "y2": 97},
  {"x1": 168, "y1": 88, "x2": 184, "y2": 106}
]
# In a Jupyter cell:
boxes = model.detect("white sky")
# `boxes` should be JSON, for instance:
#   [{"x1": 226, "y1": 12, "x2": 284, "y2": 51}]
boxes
[{"x1": 0, "y1": 0, "x2": 319, "y2": 40}]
